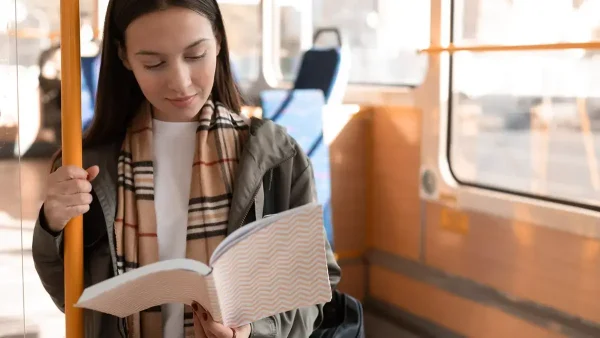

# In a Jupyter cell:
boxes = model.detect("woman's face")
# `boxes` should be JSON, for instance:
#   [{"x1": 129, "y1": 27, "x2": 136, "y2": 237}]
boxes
[{"x1": 121, "y1": 6, "x2": 220, "y2": 122}]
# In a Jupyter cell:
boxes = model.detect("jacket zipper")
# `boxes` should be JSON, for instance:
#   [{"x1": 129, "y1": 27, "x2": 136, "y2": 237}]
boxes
[{"x1": 238, "y1": 153, "x2": 294, "y2": 227}]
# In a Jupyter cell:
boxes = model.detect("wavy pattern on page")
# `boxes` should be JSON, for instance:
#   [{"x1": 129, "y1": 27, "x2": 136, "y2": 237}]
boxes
[
  {"x1": 212, "y1": 205, "x2": 332, "y2": 328},
  {"x1": 206, "y1": 276, "x2": 223, "y2": 322}
]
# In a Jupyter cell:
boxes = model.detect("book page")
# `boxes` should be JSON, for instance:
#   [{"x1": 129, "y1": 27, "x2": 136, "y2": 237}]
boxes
[
  {"x1": 76, "y1": 259, "x2": 220, "y2": 319},
  {"x1": 209, "y1": 203, "x2": 320, "y2": 265},
  {"x1": 211, "y1": 203, "x2": 332, "y2": 328}
]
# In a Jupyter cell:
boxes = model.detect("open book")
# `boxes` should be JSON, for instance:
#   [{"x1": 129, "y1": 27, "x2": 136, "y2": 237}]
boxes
[{"x1": 75, "y1": 203, "x2": 332, "y2": 328}]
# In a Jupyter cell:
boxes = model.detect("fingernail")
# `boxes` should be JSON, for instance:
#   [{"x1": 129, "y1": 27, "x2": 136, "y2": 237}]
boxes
[
  {"x1": 192, "y1": 302, "x2": 199, "y2": 311},
  {"x1": 202, "y1": 313, "x2": 208, "y2": 321}
]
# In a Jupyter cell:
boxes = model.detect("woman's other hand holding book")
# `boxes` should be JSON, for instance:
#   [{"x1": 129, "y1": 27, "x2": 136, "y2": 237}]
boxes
[{"x1": 192, "y1": 301, "x2": 251, "y2": 338}]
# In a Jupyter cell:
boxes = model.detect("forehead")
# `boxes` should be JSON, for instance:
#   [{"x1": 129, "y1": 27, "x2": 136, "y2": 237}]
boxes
[{"x1": 125, "y1": 7, "x2": 214, "y2": 51}]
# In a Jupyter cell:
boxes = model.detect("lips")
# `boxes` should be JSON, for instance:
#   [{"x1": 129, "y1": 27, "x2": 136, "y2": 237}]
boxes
[
  {"x1": 168, "y1": 95, "x2": 195, "y2": 102},
  {"x1": 166, "y1": 94, "x2": 196, "y2": 107}
]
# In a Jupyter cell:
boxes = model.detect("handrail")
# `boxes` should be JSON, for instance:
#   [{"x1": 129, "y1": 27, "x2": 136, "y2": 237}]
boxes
[
  {"x1": 418, "y1": 41, "x2": 600, "y2": 53},
  {"x1": 313, "y1": 27, "x2": 343, "y2": 47},
  {"x1": 60, "y1": 0, "x2": 84, "y2": 336}
]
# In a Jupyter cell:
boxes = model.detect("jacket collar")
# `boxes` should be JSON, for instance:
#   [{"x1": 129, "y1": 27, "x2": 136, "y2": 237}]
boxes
[{"x1": 226, "y1": 117, "x2": 296, "y2": 233}]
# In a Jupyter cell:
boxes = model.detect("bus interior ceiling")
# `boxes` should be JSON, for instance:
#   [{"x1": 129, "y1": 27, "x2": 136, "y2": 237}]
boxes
[{"x1": 2, "y1": 0, "x2": 600, "y2": 337}]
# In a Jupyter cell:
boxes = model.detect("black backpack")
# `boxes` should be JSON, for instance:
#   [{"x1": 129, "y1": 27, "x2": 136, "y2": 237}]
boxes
[{"x1": 310, "y1": 289, "x2": 365, "y2": 338}]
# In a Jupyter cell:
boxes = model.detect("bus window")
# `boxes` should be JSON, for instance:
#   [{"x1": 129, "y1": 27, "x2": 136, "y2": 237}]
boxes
[
  {"x1": 1, "y1": 1, "x2": 47, "y2": 337},
  {"x1": 449, "y1": 0, "x2": 600, "y2": 207},
  {"x1": 219, "y1": 0, "x2": 261, "y2": 82},
  {"x1": 278, "y1": 1, "x2": 308, "y2": 82},
  {"x1": 280, "y1": 0, "x2": 430, "y2": 86}
]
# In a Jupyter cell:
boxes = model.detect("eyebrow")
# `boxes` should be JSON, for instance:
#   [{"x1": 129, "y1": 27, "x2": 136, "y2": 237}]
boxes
[{"x1": 135, "y1": 38, "x2": 209, "y2": 56}]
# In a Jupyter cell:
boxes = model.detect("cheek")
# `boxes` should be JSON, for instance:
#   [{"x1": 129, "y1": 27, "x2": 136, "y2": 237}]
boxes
[
  {"x1": 191, "y1": 57, "x2": 218, "y2": 90},
  {"x1": 130, "y1": 69, "x2": 163, "y2": 98}
]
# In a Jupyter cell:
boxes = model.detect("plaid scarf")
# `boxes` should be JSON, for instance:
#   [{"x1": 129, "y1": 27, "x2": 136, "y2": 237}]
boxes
[{"x1": 114, "y1": 99, "x2": 250, "y2": 338}]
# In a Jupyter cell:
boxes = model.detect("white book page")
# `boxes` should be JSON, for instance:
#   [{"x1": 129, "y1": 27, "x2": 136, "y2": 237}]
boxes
[
  {"x1": 76, "y1": 258, "x2": 214, "y2": 318},
  {"x1": 210, "y1": 203, "x2": 331, "y2": 327},
  {"x1": 209, "y1": 203, "x2": 320, "y2": 266}
]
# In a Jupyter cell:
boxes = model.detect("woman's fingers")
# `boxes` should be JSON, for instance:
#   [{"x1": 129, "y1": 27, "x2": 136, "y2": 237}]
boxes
[{"x1": 192, "y1": 302, "x2": 235, "y2": 338}]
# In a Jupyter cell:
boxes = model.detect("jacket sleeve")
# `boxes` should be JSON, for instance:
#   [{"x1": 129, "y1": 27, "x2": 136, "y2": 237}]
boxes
[
  {"x1": 32, "y1": 157, "x2": 67, "y2": 312},
  {"x1": 33, "y1": 208, "x2": 67, "y2": 312},
  {"x1": 250, "y1": 154, "x2": 342, "y2": 338},
  {"x1": 31, "y1": 155, "x2": 108, "y2": 313},
  {"x1": 33, "y1": 196, "x2": 109, "y2": 314}
]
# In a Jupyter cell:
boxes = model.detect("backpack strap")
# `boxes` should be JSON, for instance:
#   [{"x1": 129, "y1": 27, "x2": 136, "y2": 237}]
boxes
[{"x1": 254, "y1": 170, "x2": 277, "y2": 221}]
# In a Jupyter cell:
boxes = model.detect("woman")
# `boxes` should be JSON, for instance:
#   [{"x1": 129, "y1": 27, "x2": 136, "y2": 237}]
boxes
[{"x1": 31, "y1": 0, "x2": 341, "y2": 337}]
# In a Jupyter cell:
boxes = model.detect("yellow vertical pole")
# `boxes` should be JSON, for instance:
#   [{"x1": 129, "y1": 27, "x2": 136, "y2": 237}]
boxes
[{"x1": 60, "y1": 0, "x2": 84, "y2": 336}]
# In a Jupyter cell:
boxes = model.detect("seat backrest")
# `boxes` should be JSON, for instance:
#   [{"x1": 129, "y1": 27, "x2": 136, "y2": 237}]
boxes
[
  {"x1": 260, "y1": 89, "x2": 325, "y2": 151},
  {"x1": 263, "y1": 28, "x2": 349, "y2": 123},
  {"x1": 80, "y1": 54, "x2": 100, "y2": 131},
  {"x1": 293, "y1": 47, "x2": 342, "y2": 102}
]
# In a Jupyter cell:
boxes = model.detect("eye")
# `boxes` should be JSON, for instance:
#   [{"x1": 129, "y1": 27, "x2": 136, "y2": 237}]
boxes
[
  {"x1": 143, "y1": 62, "x2": 164, "y2": 70},
  {"x1": 186, "y1": 52, "x2": 207, "y2": 60}
]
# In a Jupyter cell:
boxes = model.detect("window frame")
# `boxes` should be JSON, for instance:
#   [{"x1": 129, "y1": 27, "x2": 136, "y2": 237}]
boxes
[
  {"x1": 416, "y1": 0, "x2": 600, "y2": 240},
  {"x1": 445, "y1": 0, "x2": 600, "y2": 213},
  {"x1": 234, "y1": 0, "x2": 424, "y2": 105}
]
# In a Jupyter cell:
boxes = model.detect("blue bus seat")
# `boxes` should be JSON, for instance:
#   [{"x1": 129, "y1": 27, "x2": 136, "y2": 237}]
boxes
[
  {"x1": 81, "y1": 54, "x2": 100, "y2": 131},
  {"x1": 260, "y1": 89, "x2": 335, "y2": 246},
  {"x1": 264, "y1": 28, "x2": 350, "y2": 122},
  {"x1": 259, "y1": 28, "x2": 350, "y2": 249}
]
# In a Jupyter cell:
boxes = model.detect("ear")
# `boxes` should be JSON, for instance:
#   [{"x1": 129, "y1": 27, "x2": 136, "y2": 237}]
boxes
[{"x1": 117, "y1": 44, "x2": 132, "y2": 70}]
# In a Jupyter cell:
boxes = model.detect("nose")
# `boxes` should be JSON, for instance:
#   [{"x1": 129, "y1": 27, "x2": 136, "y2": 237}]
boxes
[{"x1": 167, "y1": 61, "x2": 192, "y2": 93}]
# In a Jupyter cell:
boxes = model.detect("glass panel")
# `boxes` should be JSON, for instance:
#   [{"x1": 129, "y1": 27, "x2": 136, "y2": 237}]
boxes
[
  {"x1": 0, "y1": 0, "x2": 26, "y2": 336},
  {"x1": 219, "y1": 0, "x2": 261, "y2": 82},
  {"x1": 1, "y1": 0, "x2": 67, "y2": 336},
  {"x1": 279, "y1": 2, "x2": 304, "y2": 82},
  {"x1": 280, "y1": 0, "x2": 430, "y2": 86},
  {"x1": 450, "y1": 0, "x2": 600, "y2": 207}
]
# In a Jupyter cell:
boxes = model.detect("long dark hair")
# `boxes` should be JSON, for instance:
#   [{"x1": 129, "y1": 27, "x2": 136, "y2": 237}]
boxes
[{"x1": 83, "y1": 0, "x2": 242, "y2": 148}]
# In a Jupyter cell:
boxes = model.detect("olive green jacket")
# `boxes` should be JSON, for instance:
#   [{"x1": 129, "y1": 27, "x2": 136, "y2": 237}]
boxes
[{"x1": 32, "y1": 117, "x2": 341, "y2": 338}]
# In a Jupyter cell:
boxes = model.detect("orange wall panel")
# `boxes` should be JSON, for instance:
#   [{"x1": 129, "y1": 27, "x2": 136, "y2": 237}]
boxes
[
  {"x1": 369, "y1": 265, "x2": 566, "y2": 338},
  {"x1": 336, "y1": 262, "x2": 366, "y2": 301},
  {"x1": 425, "y1": 202, "x2": 600, "y2": 323},
  {"x1": 329, "y1": 111, "x2": 371, "y2": 255},
  {"x1": 369, "y1": 106, "x2": 422, "y2": 260}
]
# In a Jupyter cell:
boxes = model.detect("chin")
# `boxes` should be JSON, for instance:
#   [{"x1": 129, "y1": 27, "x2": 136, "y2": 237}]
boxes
[{"x1": 152, "y1": 103, "x2": 200, "y2": 122}]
